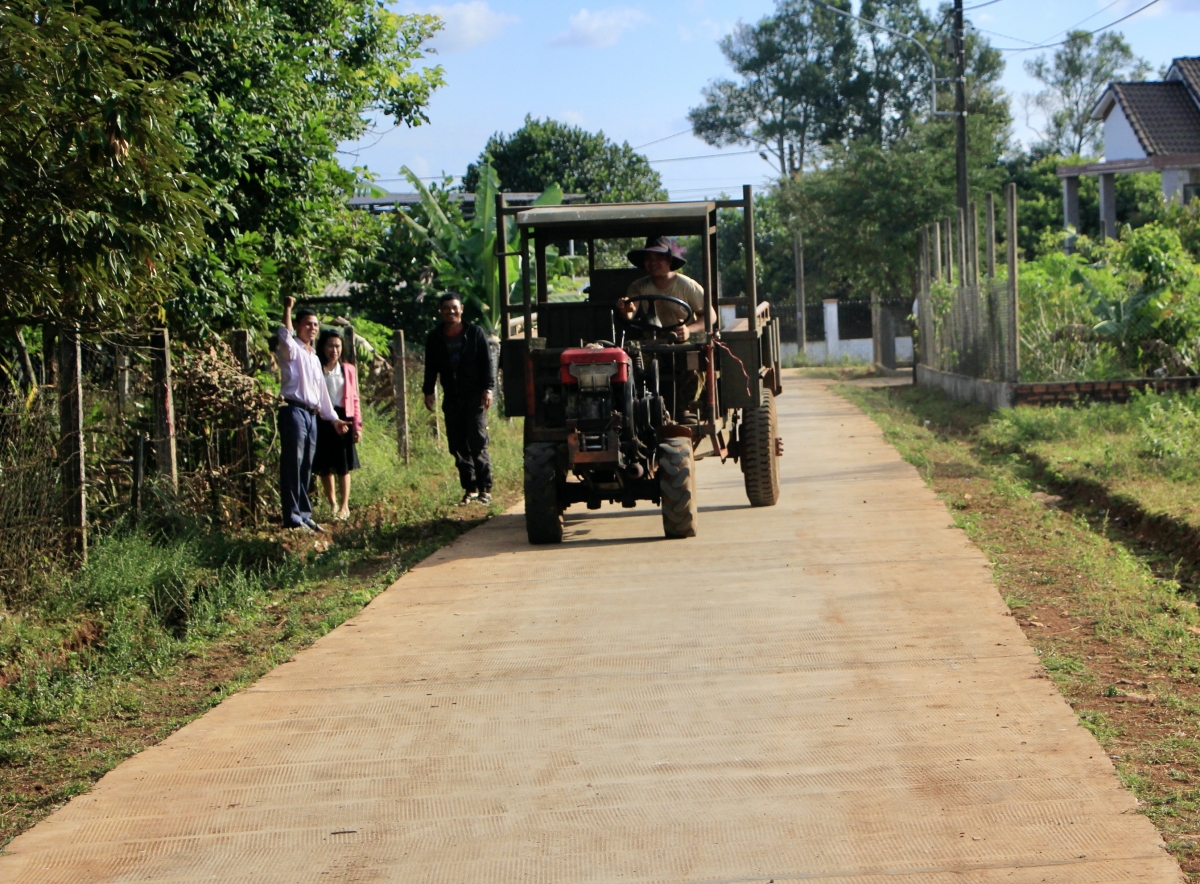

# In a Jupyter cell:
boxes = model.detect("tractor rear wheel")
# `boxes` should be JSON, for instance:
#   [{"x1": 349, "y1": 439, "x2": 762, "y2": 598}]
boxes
[
  {"x1": 741, "y1": 388, "x2": 780, "y2": 507},
  {"x1": 524, "y1": 442, "x2": 562, "y2": 544},
  {"x1": 658, "y1": 439, "x2": 697, "y2": 538}
]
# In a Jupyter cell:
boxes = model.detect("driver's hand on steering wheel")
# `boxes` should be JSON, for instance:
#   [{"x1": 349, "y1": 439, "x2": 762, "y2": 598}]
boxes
[{"x1": 615, "y1": 296, "x2": 636, "y2": 321}]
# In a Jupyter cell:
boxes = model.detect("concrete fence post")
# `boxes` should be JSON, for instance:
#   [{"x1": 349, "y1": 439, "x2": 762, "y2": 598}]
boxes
[
  {"x1": 150, "y1": 328, "x2": 178, "y2": 492},
  {"x1": 823, "y1": 299, "x2": 839, "y2": 362},
  {"x1": 57, "y1": 326, "x2": 87, "y2": 560},
  {"x1": 392, "y1": 330, "x2": 410, "y2": 464},
  {"x1": 1005, "y1": 182, "x2": 1021, "y2": 383}
]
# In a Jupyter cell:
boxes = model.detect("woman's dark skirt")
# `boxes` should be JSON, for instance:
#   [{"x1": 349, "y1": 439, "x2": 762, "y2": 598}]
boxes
[{"x1": 313, "y1": 405, "x2": 360, "y2": 476}]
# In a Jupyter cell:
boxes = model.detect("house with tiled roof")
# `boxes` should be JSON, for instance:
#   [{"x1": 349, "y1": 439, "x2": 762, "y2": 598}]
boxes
[{"x1": 1058, "y1": 57, "x2": 1200, "y2": 238}]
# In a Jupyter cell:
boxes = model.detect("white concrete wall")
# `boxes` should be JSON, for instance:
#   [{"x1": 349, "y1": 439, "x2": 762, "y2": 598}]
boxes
[
  {"x1": 1162, "y1": 168, "x2": 1199, "y2": 203},
  {"x1": 1103, "y1": 105, "x2": 1145, "y2": 162},
  {"x1": 795, "y1": 337, "x2": 913, "y2": 365}
]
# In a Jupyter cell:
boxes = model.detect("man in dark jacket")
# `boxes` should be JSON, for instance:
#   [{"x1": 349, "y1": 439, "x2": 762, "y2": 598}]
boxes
[{"x1": 423, "y1": 292, "x2": 496, "y2": 505}]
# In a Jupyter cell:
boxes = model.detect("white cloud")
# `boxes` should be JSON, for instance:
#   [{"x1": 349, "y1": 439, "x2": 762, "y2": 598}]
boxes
[
  {"x1": 551, "y1": 7, "x2": 651, "y2": 48},
  {"x1": 422, "y1": 2, "x2": 518, "y2": 53},
  {"x1": 560, "y1": 110, "x2": 586, "y2": 126}
]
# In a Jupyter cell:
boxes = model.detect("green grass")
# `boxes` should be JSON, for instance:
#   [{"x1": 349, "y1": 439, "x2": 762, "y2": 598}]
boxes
[
  {"x1": 838, "y1": 381, "x2": 1200, "y2": 879},
  {"x1": 0, "y1": 399, "x2": 523, "y2": 848}
]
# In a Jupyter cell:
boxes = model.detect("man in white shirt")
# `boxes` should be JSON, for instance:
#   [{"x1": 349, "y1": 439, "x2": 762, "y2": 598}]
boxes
[{"x1": 278, "y1": 296, "x2": 348, "y2": 531}]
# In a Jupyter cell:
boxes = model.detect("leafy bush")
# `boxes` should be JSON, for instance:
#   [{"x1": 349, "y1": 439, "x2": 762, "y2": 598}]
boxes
[
  {"x1": 1136, "y1": 395, "x2": 1200, "y2": 462},
  {"x1": 1019, "y1": 220, "x2": 1200, "y2": 380}
]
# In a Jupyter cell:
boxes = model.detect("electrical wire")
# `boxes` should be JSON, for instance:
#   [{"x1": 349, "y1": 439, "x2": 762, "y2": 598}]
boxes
[
  {"x1": 988, "y1": 0, "x2": 1162, "y2": 52},
  {"x1": 647, "y1": 149, "x2": 763, "y2": 163},
  {"x1": 632, "y1": 128, "x2": 694, "y2": 150}
]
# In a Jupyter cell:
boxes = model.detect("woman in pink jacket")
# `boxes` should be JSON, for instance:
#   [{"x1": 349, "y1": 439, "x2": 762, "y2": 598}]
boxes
[{"x1": 313, "y1": 329, "x2": 363, "y2": 520}]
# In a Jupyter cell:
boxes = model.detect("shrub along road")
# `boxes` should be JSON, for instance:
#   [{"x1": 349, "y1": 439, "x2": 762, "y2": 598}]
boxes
[{"x1": 0, "y1": 373, "x2": 1179, "y2": 882}]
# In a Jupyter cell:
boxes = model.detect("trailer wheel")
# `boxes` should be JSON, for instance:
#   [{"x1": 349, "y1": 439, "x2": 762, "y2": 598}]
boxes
[
  {"x1": 658, "y1": 439, "x2": 697, "y2": 538},
  {"x1": 741, "y1": 388, "x2": 780, "y2": 507},
  {"x1": 524, "y1": 443, "x2": 563, "y2": 544}
]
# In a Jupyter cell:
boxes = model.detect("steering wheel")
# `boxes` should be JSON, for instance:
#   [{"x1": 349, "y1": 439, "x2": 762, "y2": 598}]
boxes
[{"x1": 616, "y1": 294, "x2": 696, "y2": 336}]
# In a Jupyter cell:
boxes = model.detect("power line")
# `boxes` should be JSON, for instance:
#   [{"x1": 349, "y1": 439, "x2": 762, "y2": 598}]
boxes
[
  {"x1": 647, "y1": 149, "x2": 763, "y2": 163},
  {"x1": 988, "y1": 0, "x2": 1162, "y2": 52},
  {"x1": 632, "y1": 128, "x2": 693, "y2": 150}
]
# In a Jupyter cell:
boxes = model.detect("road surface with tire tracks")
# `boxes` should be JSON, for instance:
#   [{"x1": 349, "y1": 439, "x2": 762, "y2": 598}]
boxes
[{"x1": 1, "y1": 373, "x2": 1181, "y2": 883}]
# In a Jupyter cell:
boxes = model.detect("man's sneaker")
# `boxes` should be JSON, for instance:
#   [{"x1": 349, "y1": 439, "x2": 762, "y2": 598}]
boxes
[
  {"x1": 475, "y1": 492, "x2": 492, "y2": 506},
  {"x1": 303, "y1": 518, "x2": 325, "y2": 533},
  {"x1": 457, "y1": 491, "x2": 479, "y2": 507}
]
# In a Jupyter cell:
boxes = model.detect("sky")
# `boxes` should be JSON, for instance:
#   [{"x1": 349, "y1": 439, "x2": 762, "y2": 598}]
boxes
[{"x1": 338, "y1": 0, "x2": 1200, "y2": 199}]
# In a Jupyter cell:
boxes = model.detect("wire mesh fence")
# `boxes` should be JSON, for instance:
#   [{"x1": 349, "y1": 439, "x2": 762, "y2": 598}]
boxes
[
  {"x1": 915, "y1": 185, "x2": 1020, "y2": 383},
  {"x1": 0, "y1": 323, "x2": 412, "y2": 605}
]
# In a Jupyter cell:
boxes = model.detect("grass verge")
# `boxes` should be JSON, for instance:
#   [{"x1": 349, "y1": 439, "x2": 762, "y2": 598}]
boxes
[
  {"x1": 838, "y1": 381, "x2": 1200, "y2": 878},
  {"x1": 0, "y1": 404, "x2": 522, "y2": 850}
]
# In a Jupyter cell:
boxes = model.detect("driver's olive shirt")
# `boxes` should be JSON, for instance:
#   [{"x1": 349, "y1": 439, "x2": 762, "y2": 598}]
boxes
[{"x1": 626, "y1": 273, "x2": 705, "y2": 329}]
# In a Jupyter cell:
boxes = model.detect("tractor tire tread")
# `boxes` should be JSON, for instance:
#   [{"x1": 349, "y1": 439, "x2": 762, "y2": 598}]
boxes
[
  {"x1": 524, "y1": 442, "x2": 563, "y2": 544},
  {"x1": 658, "y1": 439, "x2": 697, "y2": 538},
  {"x1": 741, "y1": 388, "x2": 780, "y2": 507}
]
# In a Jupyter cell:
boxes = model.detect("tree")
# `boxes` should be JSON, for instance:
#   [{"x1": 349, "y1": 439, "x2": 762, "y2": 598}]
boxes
[
  {"x1": 688, "y1": 0, "x2": 856, "y2": 176},
  {"x1": 96, "y1": 0, "x2": 445, "y2": 338},
  {"x1": 0, "y1": 0, "x2": 208, "y2": 332},
  {"x1": 850, "y1": 0, "x2": 938, "y2": 146},
  {"x1": 462, "y1": 116, "x2": 664, "y2": 202},
  {"x1": 1024, "y1": 30, "x2": 1151, "y2": 158},
  {"x1": 779, "y1": 25, "x2": 1010, "y2": 302}
]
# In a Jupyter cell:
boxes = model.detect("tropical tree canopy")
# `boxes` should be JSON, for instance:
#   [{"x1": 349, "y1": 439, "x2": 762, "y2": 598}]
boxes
[
  {"x1": 1024, "y1": 30, "x2": 1151, "y2": 158},
  {"x1": 0, "y1": 0, "x2": 208, "y2": 331},
  {"x1": 462, "y1": 116, "x2": 665, "y2": 203}
]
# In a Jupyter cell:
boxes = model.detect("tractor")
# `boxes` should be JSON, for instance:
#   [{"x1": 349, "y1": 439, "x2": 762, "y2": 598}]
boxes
[{"x1": 495, "y1": 186, "x2": 783, "y2": 543}]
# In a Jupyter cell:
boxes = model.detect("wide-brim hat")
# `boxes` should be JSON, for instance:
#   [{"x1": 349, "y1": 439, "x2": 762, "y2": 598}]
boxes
[{"x1": 627, "y1": 235, "x2": 686, "y2": 271}]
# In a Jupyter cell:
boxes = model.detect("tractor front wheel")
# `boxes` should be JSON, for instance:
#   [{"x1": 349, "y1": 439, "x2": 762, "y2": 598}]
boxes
[
  {"x1": 524, "y1": 442, "x2": 563, "y2": 544},
  {"x1": 658, "y1": 439, "x2": 697, "y2": 538},
  {"x1": 740, "y1": 389, "x2": 780, "y2": 507}
]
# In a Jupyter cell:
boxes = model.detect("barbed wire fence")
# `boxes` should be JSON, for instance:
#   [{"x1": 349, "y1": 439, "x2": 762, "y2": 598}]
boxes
[{"x1": 915, "y1": 183, "x2": 1020, "y2": 383}]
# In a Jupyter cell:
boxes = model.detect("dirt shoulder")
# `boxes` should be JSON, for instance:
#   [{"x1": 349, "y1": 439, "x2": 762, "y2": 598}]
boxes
[{"x1": 840, "y1": 380, "x2": 1200, "y2": 879}]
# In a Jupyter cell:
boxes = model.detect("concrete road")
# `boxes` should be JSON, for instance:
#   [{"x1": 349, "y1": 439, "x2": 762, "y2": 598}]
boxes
[{"x1": 2, "y1": 376, "x2": 1181, "y2": 883}]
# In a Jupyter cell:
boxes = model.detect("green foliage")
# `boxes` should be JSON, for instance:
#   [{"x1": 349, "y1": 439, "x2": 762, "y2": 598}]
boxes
[
  {"x1": 0, "y1": 0, "x2": 209, "y2": 331},
  {"x1": 98, "y1": 0, "x2": 444, "y2": 338},
  {"x1": 688, "y1": 0, "x2": 857, "y2": 176},
  {"x1": 396, "y1": 164, "x2": 565, "y2": 337},
  {"x1": 462, "y1": 116, "x2": 664, "y2": 203},
  {"x1": 1136, "y1": 395, "x2": 1200, "y2": 463},
  {"x1": 1017, "y1": 221, "x2": 1200, "y2": 380},
  {"x1": 1024, "y1": 30, "x2": 1151, "y2": 157},
  {"x1": 773, "y1": 12, "x2": 1009, "y2": 302}
]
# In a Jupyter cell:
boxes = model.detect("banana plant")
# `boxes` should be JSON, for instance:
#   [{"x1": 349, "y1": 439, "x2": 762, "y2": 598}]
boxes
[{"x1": 398, "y1": 161, "x2": 562, "y2": 336}]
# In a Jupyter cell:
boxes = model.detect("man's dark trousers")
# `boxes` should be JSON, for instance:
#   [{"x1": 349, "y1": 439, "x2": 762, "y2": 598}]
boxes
[
  {"x1": 279, "y1": 404, "x2": 318, "y2": 527},
  {"x1": 443, "y1": 398, "x2": 491, "y2": 493}
]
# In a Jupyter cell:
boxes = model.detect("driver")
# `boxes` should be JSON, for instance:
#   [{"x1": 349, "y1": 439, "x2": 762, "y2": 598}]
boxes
[
  {"x1": 615, "y1": 236, "x2": 713, "y2": 342},
  {"x1": 615, "y1": 236, "x2": 716, "y2": 424}
]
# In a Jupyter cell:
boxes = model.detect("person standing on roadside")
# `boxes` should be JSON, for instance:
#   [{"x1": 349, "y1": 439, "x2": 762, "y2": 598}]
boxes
[
  {"x1": 277, "y1": 297, "x2": 348, "y2": 531},
  {"x1": 422, "y1": 292, "x2": 495, "y2": 506}
]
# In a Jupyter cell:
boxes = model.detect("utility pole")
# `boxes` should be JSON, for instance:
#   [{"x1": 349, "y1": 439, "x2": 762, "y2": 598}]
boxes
[{"x1": 953, "y1": 0, "x2": 969, "y2": 216}]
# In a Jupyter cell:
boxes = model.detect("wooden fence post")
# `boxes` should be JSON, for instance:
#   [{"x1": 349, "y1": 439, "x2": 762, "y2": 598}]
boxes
[
  {"x1": 57, "y1": 327, "x2": 87, "y2": 560},
  {"x1": 342, "y1": 325, "x2": 357, "y2": 366},
  {"x1": 230, "y1": 329, "x2": 256, "y2": 521},
  {"x1": 150, "y1": 328, "x2": 178, "y2": 492},
  {"x1": 392, "y1": 330, "x2": 410, "y2": 464},
  {"x1": 985, "y1": 192, "x2": 997, "y2": 279},
  {"x1": 793, "y1": 232, "x2": 806, "y2": 357},
  {"x1": 131, "y1": 432, "x2": 145, "y2": 524},
  {"x1": 1005, "y1": 182, "x2": 1020, "y2": 383}
]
